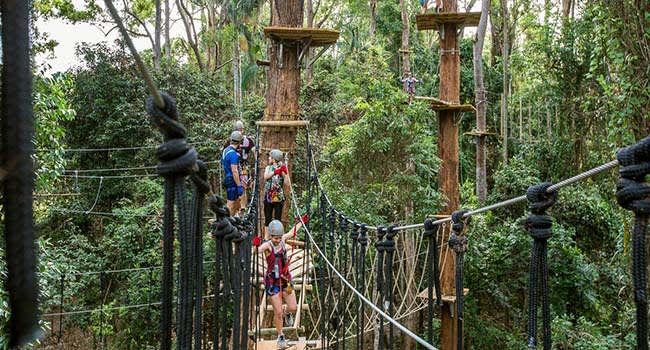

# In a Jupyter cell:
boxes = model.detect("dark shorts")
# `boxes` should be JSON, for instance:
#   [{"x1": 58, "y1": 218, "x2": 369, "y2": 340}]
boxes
[
  {"x1": 264, "y1": 201, "x2": 284, "y2": 226},
  {"x1": 223, "y1": 176, "x2": 240, "y2": 201},
  {"x1": 265, "y1": 281, "x2": 289, "y2": 296}
]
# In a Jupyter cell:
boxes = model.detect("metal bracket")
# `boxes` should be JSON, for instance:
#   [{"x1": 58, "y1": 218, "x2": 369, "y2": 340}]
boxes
[
  {"x1": 278, "y1": 42, "x2": 284, "y2": 69},
  {"x1": 307, "y1": 45, "x2": 332, "y2": 69},
  {"x1": 297, "y1": 38, "x2": 313, "y2": 68}
]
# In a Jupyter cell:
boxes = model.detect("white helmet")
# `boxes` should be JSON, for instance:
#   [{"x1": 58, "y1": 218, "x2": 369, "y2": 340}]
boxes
[
  {"x1": 269, "y1": 220, "x2": 284, "y2": 237},
  {"x1": 234, "y1": 120, "x2": 244, "y2": 130},
  {"x1": 270, "y1": 149, "x2": 283, "y2": 162},
  {"x1": 230, "y1": 130, "x2": 243, "y2": 143}
]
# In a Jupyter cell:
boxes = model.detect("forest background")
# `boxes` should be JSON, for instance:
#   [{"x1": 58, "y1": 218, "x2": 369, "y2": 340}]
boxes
[{"x1": 1, "y1": 0, "x2": 649, "y2": 349}]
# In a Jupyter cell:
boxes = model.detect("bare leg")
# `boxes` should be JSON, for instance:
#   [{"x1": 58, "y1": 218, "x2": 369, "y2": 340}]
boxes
[
  {"x1": 269, "y1": 292, "x2": 284, "y2": 335},
  {"x1": 227, "y1": 200, "x2": 239, "y2": 216},
  {"x1": 283, "y1": 289, "x2": 297, "y2": 315}
]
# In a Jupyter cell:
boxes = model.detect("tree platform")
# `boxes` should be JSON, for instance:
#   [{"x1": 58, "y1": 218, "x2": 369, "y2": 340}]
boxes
[
  {"x1": 264, "y1": 27, "x2": 340, "y2": 47},
  {"x1": 417, "y1": 287, "x2": 469, "y2": 303},
  {"x1": 415, "y1": 96, "x2": 476, "y2": 112},
  {"x1": 416, "y1": 12, "x2": 481, "y2": 30}
]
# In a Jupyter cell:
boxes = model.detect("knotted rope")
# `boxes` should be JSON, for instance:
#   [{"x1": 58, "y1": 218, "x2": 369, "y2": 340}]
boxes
[
  {"x1": 357, "y1": 224, "x2": 368, "y2": 350},
  {"x1": 1, "y1": 1, "x2": 42, "y2": 346},
  {"x1": 616, "y1": 136, "x2": 650, "y2": 350},
  {"x1": 384, "y1": 225, "x2": 398, "y2": 350},
  {"x1": 209, "y1": 195, "x2": 234, "y2": 350},
  {"x1": 375, "y1": 226, "x2": 387, "y2": 350},
  {"x1": 146, "y1": 92, "x2": 197, "y2": 350},
  {"x1": 525, "y1": 182, "x2": 557, "y2": 350},
  {"x1": 190, "y1": 160, "x2": 210, "y2": 350},
  {"x1": 423, "y1": 219, "x2": 442, "y2": 344},
  {"x1": 449, "y1": 210, "x2": 470, "y2": 350},
  {"x1": 339, "y1": 214, "x2": 349, "y2": 350}
]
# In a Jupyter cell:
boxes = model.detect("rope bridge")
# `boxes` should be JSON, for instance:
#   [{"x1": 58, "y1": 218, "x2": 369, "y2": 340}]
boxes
[{"x1": 3, "y1": 2, "x2": 650, "y2": 350}]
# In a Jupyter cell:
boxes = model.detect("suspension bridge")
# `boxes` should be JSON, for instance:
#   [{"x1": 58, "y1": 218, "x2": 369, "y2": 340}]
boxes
[{"x1": 2, "y1": 1, "x2": 650, "y2": 350}]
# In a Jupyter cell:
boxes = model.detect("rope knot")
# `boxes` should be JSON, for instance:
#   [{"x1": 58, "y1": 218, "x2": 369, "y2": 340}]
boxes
[
  {"x1": 451, "y1": 210, "x2": 470, "y2": 233},
  {"x1": 526, "y1": 214, "x2": 553, "y2": 240},
  {"x1": 423, "y1": 218, "x2": 439, "y2": 238},
  {"x1": 208, "y1": 195, "x2": 230, "y2": 219},
  {"x1": 351, "y1": 223, "x2": 360, "y2": 240},
  {"x1": 190, "y1": 160, "x2": 210, "y2": 194},
  {"x1": 384, "y1": 226, "x2": 397, "y2": 252},
  {"x1": 358, "y1": 225, "x2": 368, "y2": 246},
  {"x1": 146, "y1": 93, "x2": 186, "y2": 139},
  {"x1": 526, "y1": 182, "x2": 557, "y2": 214},
  {"x1": 329, "y1": 208, "x2": 337, "y2": 224},
  {"x1": 376, "y1": 226, "x2": 386, "y2": 251},
  {"x1": 339, "y1": 214, "x2": 348, "y2": 231},
  {"x1": 617, "y1": 137, "x2": 650, "y2": 215},
  {"x1": 448, "y1": 233, "x2": 468, "y2": 254}
]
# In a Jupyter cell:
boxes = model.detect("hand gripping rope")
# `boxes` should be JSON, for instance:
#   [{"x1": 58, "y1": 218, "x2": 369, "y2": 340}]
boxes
[
  {"x1": 616, "y1": 136, "x2": 650, "y2": 350},
  {"x1": 146, "y1": 92, "x2": 197, "y2": 350},
  {"x1": 423, "y1": 219, "x2": 443, "y2": 344},
  {"x1": 448, "y1": 210, "x2": 470, "y2": 350},
  {"x1": 525, "y1": 182, "x2": 557, "y2": 350}
]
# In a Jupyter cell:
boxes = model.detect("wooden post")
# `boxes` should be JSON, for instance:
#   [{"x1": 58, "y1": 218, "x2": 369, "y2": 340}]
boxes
[
  {"x1": 260, "y1": 0, "x2": 304, "y2": 229},
  {"x1": 501, "y1": 93, "x2": 507, "y2": 161},
  {"x1": 519, "y1": 97, "x2": 523, "y2": 141},
  {"x1": 438, "y1": 0, "x2": 462, "y2": 349}
]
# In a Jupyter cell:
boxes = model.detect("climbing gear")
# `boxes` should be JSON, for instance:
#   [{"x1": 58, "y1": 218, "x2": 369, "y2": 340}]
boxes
[
  {"x1": 234, "y1": 120, "x2": 244, "y2": 130},
  {"x1": 271, "y1": 149, "x2": 284, "y2": 162},
  {"x1": 230, "y1": 130, "x2": 243, "y2": 143},
  {"x1": 285, "y1": 312, "x2": 295, "y2": 327},
  {"x1": 269, "y1": 219, "x2": 285, "y2": 236},
  {"x1": 616, "y1": 136, "x2": 650, "y2": 350},
  {"x1": 525, "y1": 182, "x2": 556, "y2": 350},
  {"x1": 449, "y1": 210, "x2": 470, "y2": 350}
]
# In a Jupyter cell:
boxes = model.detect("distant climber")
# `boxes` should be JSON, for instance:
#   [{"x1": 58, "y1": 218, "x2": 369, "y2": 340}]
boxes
[
  {"x1": 264, "y1": 149, "x2": 290, "y2": 238},
  {"x1": 221, "y1": 131, "x2": 244, "y2": 216},
  {"x1": 233, "y1": 120, "x2": 256, "y2": 213},
  {"x1": 420, "y1": 0, "x2": 443, "y2": 12},
  {"x1": 401, "y1": 72, "x2": 420, "y2": 101}
]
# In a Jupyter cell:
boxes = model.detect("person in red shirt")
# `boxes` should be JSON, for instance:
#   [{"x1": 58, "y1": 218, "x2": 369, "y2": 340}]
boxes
[{"x1": 263, "y1": 149, "x2": 290, "y2": 238}]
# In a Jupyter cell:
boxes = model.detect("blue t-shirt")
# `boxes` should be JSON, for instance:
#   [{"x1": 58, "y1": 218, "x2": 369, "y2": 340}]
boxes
[{"x1": 221, "y1": 145, "x2": 240, "y2": 180}]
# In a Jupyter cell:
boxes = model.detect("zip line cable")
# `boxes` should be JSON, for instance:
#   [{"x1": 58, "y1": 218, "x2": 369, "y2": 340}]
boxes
[
  {"x1": 60, "y1": 160, "x2": 219, "y2": 174},
  {"x1": 288, "y1": 184, "x2": 439, "y2": 350},
  {"x1": 36, "y1": 140, "x2": 214, "y2": 153}
]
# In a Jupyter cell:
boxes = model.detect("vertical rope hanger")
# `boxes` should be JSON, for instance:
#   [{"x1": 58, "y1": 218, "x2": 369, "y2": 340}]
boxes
[
  {"x1": 1, "y1": 1, "x2": 42, "y2": 346},
  {"x1": 448, "y1": 210, "x2": 470, "y2": 350}
]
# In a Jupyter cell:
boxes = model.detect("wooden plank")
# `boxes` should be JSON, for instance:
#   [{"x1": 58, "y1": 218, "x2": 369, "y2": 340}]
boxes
[
  {"x1": 249, "y1": 326, "x2": 305, "y2": 336},
  {"x1": 265, "y1": 303, "x2": 310, "y2": 312},
  {"x1": 416, "y1": 12, "x2": 481, "y2": 30},
  {"x1": 414, "y1": 96, "x2": 476, "y2": 112},
  {"x1": 264, "y1": 27, "x2": 340, "y2": 47},
  {"x1": 417, "y1": 287, "x2": 469, "y2": 302}
]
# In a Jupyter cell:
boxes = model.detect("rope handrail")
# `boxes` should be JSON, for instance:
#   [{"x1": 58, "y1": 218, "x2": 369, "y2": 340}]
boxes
[
  {"x1": 48, "y1": 208, "x2": 213, "y2": 220},
  {"x1": 35, "y1": 140, "x2": 214, "y2": 153},
  {"x1": 54, "y1": 260, "x2": 218, "y2": 277},
  {"x1": 61, "y1": 160, "x2": 219, "y2": 174},
  {"x1": 288, "y1": 184, "x2": 439, "y2": 350}
]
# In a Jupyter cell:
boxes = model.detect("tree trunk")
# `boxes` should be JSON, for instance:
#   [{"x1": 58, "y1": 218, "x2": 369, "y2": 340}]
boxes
[
  {"x1": 400, "y1": 0, "x2": 410, "y2": 78},
  {"x1": 473, "y1": 0, "x2": 488, "y2": 204},
  {"x1": 261, "y1": 0, "x2": 304, "y2": 228},
  {"x1": 164, "y1": 0, "x2": 170, "y2": 63},
  {"x1": 177, "y1": 0, "x2": 204, "y2": 71},
  {"x1": 501, "y1": 0, "x2": 509, "y2": 163},
  {"x1": 369, "y1": 0, "x2": 378, "y2": 38},
  {"x1": 233, "y1": 37, "x2": 241, "y2": 114},
  {"x1": 305, "y1": 0, "x2": 315, "y2": 83},
  {"x1": 562, "y1": 0, "x2": 572, "y2": 18},
  {"x1": 154, "y1": 0, "x2": 161, "y2": 69}
]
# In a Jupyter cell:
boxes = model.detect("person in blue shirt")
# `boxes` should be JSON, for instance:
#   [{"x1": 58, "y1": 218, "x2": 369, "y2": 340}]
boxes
[{"x1": 221, "y1": 131, "x2": 244, "y2": 216}]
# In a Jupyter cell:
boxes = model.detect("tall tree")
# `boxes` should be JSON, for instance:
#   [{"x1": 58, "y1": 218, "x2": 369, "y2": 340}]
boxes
[
  {"x1": 473, "y1": 0, "x2": 489, "y2": 204},
  {"x1": 164, "y1": 0, "x2": 170, "y2": 63},
  {"x1": 177, "y1": 0, "x2": 205, "y2": 71},
  {"x1": 154, "y1": 0, "x2": 161, "y2": 68},
  {"x1": 400, "y1": 0, "x2": 410, "y2": 78},
  {"x1": 369, "y1": 0, "x2": 377, "y2": 38}
]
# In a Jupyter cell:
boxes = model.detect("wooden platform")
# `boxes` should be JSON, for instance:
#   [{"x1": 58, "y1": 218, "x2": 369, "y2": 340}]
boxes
[
  {"x1": 255, "y1": 338, "x2": 324, "y2": 350},
  {"x1": 415, "y1": 96, "x2": 476, "y2": 112},
  {"x1": 417, "y1": 287, "x2": 469, "y2": 303},
  {"x1": 264, "y1": 27, "x2": 340, "y2": 47},
  {"x1": 416, "y1": 12, "x2": 481, "y2": 30},
  {"x1": 464, "y1": 129, "x2": 498, "y2": 137}
]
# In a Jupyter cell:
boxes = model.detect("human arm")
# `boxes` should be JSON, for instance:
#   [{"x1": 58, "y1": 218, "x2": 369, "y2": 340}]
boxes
[
  {"x1": 264, "y1": 165, "x2": 274, "y2": 180},
  {"x1": 231, "y1": 164, "x2": 241, "y2": 186}
]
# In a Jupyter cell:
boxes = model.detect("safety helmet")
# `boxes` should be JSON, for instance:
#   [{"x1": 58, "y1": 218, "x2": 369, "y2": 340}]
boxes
[
  {"x1": 270, "y1": 149, "x2": 283, "y2": 162},
  {"x1": 233, "y1": 120, "x2": 244, "y2": 130},
  {"x1": 230, "y1": 130, "x2": 243, "y2": 143},
  {"x1": 268, "y1": 220, "x2": 284, "y2": 237}
]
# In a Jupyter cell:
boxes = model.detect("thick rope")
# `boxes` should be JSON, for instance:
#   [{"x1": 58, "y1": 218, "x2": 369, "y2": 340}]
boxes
[
  {"x1": 1, "y1": 1, "x2": 42, "y2": 346},
  {"x1": 525, "y1": 182, "x2": 556, "y2": 350},
  {"x1": 376, "y1": 226, "x2": 387, "y2": 350},
  {"x1": 209, "y1": 195, "x2": 232, "y2": 350},
  {"x1": 190, "y1": 160, "x2": 210, "y2": 350},
  {"x1": 358, "y1": 225, "x2": 368, "y2": 350},
  {"x1": 340, "y1": 214, "x2": 350, "y2": 350},
  {"x1": 146, "y1": 92, "x2": 197, "y2": 350},
  {"x1": 423, "y1": 219, "x2": 442, "y2": 344},
  {"x1": 449, "y1": 210, "x2": 470, "y2": 350},
  {"x1": 384, "y1": 225, "x2": 398, "y2": 350},
  {"x1": 319, "y1": 194, "x2": 329, "y2": 348},
  {"x1": 616, "y1": 136, "x2": 650, "y2": 350}
]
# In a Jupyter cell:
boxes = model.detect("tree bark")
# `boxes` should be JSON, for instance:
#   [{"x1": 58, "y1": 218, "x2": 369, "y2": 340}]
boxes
[
  {"x1": 154, "y1": 0, "x2": 162, "y2": 69},
  {"x1": 473, "y1": 0, "x2": 488, "y2": 204},
  {"x1": 305, "y1": 0, "x2": 315, "y2": 83},
  {"x1": 261, "y1": 0, "x2": 304, "y2": 227},
  {"x1": 501, "y1": 0, "x2": 509, "y2": 163}
]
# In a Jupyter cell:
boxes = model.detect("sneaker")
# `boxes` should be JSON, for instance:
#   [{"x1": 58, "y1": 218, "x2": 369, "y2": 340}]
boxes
[
  {"x1": 284, "y1": 313, "x2": 294, "y2": 327},
  {"x1": 277, "y1": 334, "x2": 287, "y2": 349}
]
